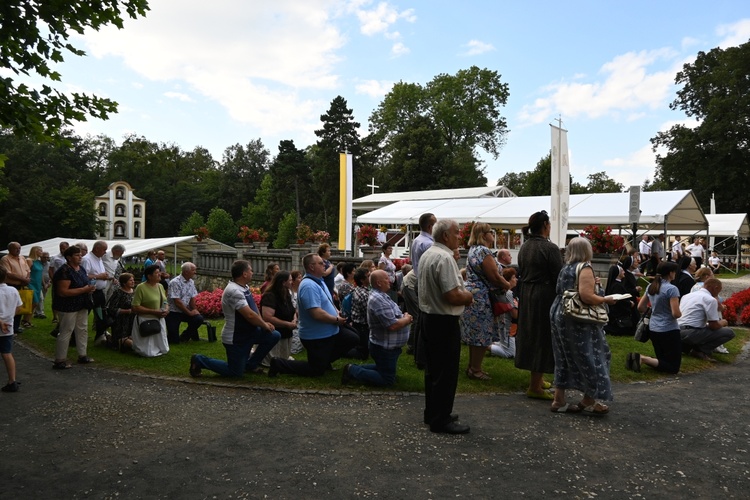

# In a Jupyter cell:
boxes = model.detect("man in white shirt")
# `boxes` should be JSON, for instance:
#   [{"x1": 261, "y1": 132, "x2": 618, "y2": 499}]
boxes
[
  {"x1": 81, "y1": 241, "x2": 111, "y2": 342},
  {"x1": 684, "y1": 238, "x2": 705, "y2": 268},
  {"x1": 671, "y1": 235, "x2": 684, "y2": 261},
  {"x1": 677, "y1": 278, "x2": 735, "y2": 362},
  {"x1": 638, "y1": 235, "x2": 652, "y2": 262}
]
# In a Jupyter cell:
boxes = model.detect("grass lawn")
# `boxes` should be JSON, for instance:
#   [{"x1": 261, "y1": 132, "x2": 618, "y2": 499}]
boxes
[{"x1": 18, "y1": 300, "x2": 749, "y2": 395}]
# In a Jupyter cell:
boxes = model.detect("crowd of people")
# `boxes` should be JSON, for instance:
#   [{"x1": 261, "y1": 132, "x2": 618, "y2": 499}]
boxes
[{"x1": 0, "y1": 223, "x2": 737, "y2": 434}]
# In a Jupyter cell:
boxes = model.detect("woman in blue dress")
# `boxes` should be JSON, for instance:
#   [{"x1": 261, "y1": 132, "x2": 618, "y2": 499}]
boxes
[
  {"x1": 550, "y1": 237, "x2": 617, "y2": 414},
  {"x1": 24, "y1": 245, "x2": 44, "y2": 328},
  {"x1": 460, "y1": 222, "x2": 511, "y2": 380}
]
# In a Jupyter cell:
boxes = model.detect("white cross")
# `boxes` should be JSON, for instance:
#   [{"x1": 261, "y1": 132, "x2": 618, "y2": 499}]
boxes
[{"x1": 367, "y1": 177, "x2": 379, "y2": 194}]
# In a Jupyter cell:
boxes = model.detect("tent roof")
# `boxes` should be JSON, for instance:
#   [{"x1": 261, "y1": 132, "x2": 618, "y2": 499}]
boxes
[
  {"x1": 353, "y1": 185, "x2": 516, "y2": 211},
  {"x1": 356, "y1": 190, "x2": 709, "y2": 232},
  {"x1": 705, "y1": 213, "x2": 750, "y2": 238},
  {"x1": 10, "y1": 236, "x2": 234, "y2": 262}
]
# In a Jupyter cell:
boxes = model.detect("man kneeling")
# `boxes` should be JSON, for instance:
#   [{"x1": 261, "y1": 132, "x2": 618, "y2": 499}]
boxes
[
  {"x1": 678, "y1": 278, "x2": 735, "y2": 362},
  {"x1": 342, "y1": 270, "x2": 412, "y2": 387},
  {"x1": 190, "y1": 260, "x2": 279, "y2": 377}
]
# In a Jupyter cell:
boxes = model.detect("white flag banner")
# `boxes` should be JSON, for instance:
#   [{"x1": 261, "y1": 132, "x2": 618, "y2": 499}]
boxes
[{"x1": 550, "y1": 124, "x2": 570, "y2": 248}]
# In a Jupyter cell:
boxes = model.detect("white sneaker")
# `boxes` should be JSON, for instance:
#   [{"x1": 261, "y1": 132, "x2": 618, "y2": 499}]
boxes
[{"x1": 714, "y1": 345, "x2": 729, "y2": 354}]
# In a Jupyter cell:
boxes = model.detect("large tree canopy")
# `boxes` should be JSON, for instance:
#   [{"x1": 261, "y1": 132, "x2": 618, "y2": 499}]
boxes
[
  {"x1": 0, "y1": 0, "x2": 149, "y2": 142},
  {"x1": 651, "y1": 40, "x2": 750, "y2": 215},
  {"x1": 369, "y1": 66, "x2": 509, "y2": 188}
]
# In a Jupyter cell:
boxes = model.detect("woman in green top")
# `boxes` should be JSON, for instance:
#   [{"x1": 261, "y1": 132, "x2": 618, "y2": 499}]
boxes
[{"x1": 131, "y1": 265, "x2": 170, "y2": 357}]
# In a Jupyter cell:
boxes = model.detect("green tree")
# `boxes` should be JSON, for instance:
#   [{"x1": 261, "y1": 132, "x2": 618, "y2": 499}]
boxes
[
  {"x1": 496, "y1": 171, "x2": 529, "y2": 195},
  {"x1": 311, "y1": 96, "x2": 362, "y2": 235},
  {"x1": 583, "y1": 172, "x2": 624, "y2": 193},
  {"x1": 268, "y1": 139, "x2": 313, "y2": 229},
  {"x1": 0, "y1": 0, "x2": 150, "y2": 143},
  {"x1": 274, "y1": 210, "x2": 298, "y2": 250},
  {"x1": 370, "y1": 66, "x2": 509, "y2": 187},
  {"x1": 205, "y1": 207, "x2": 236, "y2": 245},
  {"x1": 218, "y1": 139, "x2": 270, "y2": 219},
  {"x1": 497, "y1": 153, "x2": 584, "y2": 196},
  {"x1": 239, "y1": 173, "x2": 273, "y2": 232},
  {"x1": 179, "y1": 211, "x2": 206, "y2": 237},
  {"x1": 651, "y1": 40, "x2": 750, "y2": 215},
  {"x1": 49, "y1": 182, "x2": 103, "y2": 238}
]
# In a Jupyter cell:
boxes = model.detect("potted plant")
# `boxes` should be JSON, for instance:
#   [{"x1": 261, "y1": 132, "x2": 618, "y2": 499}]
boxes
[
  {"x1": 296, "y1": 224, "x2": 313, "y2": 245},
  {"x1": 579, "y1": 225, "x2": 625, "y2": 255},
  {"x1": 357, "y1": 224, "x2": 379, "y2": 246},
  {"x1": 312, "y1": 230, "x2": 330, "y2": 243},
  {"x1": 194, "y1": 226, "x2": 209, "y2": 242},
  {"x1": 459, "y1": 221, "x2": 475, "y2": 249}
]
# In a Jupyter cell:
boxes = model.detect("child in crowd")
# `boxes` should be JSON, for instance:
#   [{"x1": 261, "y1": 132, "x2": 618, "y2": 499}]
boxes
[{"x1": 0, "y1": 266, "x2": 22, "y2": 392}]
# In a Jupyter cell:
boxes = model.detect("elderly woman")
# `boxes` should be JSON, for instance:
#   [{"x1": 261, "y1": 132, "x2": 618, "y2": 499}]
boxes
[
  {"x1": 691, "y1": 267, "x2": 714, "y2": 293},
  {"x1": 550, "y1": 237, "x2": 617, "y2": 414},
  {"x1": 460, "y1": 222, "x2": 511, "y2": 380},
  {"x1": 516, "y1": 210, "x2": 563, "y2": 400},
  {"x1": 52, "y1": 245, "x2": 97, "y2": 369},
  {"x1": 261, "y1": 270, "x2": 297, "y2": 363},
  {"x1": 131, "y1": 264, "x2": 170, "y2": 357},
  {"x1": 627, "y1": 262, "x2": 682, "y2": 374},
  {"x1": 24, "y1": 245, "x2": 44, "y2": 328},
  {"x1": 107, "y1": 273, "x2": 136, "y2": 351},
  {"x1": 336, "y1": 262, "x2": 357, "y2": 302}
]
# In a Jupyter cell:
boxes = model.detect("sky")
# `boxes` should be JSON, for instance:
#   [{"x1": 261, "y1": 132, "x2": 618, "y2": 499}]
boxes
[{"x1": 34, "y1": 1, "x2": 750, "y2": 189}]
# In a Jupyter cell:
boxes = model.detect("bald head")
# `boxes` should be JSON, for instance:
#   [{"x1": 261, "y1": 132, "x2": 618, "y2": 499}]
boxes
[
  {"x1": 370, "y1": 269, "x2": 390, "y2": 291},
  {"x1": 703, "y1": 278, "x2": 722, "y2": 297}
]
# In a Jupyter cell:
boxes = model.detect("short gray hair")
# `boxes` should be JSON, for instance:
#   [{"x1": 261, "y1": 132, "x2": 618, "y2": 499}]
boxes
[
  {"x1": 93, "y1": 240, "x2": 107, "y2": 251},
  {"x1": 181, "y1": 262, "x2": 196, "y2": 272},
  {"x1": 566, "y1": 237, "x2": 593, "y2": 264},
  {"x1": 111, "y1": 244, "x2": 126, "y2": 254},
  {"x1": 432, "y1": 219, "x2": 456, "y2": 243}
]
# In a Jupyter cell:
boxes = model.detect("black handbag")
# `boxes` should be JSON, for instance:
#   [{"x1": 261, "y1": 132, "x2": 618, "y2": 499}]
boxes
[
  {"x1": 634, "y1": 307, "x2": 651, "y2": 343},
  {"x1": 138, "y1": 318, "x2": 162, "y2": 337}
]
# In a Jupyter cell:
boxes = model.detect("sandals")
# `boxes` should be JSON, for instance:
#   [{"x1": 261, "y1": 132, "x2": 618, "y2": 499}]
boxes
[
  {"x1": 550, "y1": 402, "x2": 582, "y2": 413},
  {"x1": 52, "y1": 361, "x2": 73, "y2": 370},
  {"x1": 580, "y1": 401, "x2": 609, "y2": 415},
  {"x1": 466, "y1": 368, "x2": 491, "y2": 380},
  {"x1": 77, "y1": 356, "x2": 95, "y2": 364},
  {"x1": 21, "y1": 320, "x2": 33, "y2": 328}
]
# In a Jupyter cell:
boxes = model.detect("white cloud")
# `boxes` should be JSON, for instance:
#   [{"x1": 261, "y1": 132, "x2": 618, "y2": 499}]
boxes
[
  {"x1": 518, "y1": 48, "x2": 680, "y2": 126},
  {"x1": 716, "y1": 18, "x2": 750, "y2": 48},
  {"x1": 131, "y1": 82, "x2": 144, "y2": 89},
  {"x1": 79, "y1": 0, "x2": 346, "y2": 138},
  {"x1": 163, "y1": 91, "x2": 194, "y2": 102},
  {"x1": 355, "y1": 79, "x2": 394, "y2": 98},
  {"x1": 352, "y1": 2, "x2": 416, "y2": 36},
  {"x1": 391, "y1": 42, "x2": 410, "y2": 57},
  {"x1": 462, "y1": 39, "x2": 495, "y2": 56}
]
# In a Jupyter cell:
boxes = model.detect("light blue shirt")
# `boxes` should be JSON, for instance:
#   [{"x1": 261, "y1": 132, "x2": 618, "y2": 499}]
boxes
[
  {"x1": 297, "y1": 275, "x2": 339, "y2": 340},
  {"x1": 410, "y1": 231, "x2": 434, "y2": 277},
  {"x1": 648, "y1": 281, "x2": 680, "y2": 332}
]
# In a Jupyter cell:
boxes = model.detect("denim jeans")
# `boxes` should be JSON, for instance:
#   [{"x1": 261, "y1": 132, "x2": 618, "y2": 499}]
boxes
[
  {"x1": 348, "y1": 342, "x2": 402, "y2": 386},
  {"x1": 273, "y1": 327, "x2": 359, "y2": 377},
  {"x1": 193, "y1": 329, "x2": 280, "y2": 377}
]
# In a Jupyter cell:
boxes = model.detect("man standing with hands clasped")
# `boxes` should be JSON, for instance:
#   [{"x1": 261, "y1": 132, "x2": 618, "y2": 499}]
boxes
[{"x1": 419, "y1": 219, "x2": 474, "y2": 434}]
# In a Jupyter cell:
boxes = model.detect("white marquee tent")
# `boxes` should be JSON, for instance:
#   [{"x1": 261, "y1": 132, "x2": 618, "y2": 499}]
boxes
[
  {"x1": 353, "y1": 185, "x2": 516, "y2": 211},
  {"x1": 7, "y1": 236, "x2": 234, "y2": 276},
  {"x1": 356, "y1": 190, "x2": 708, "y2": 232}
]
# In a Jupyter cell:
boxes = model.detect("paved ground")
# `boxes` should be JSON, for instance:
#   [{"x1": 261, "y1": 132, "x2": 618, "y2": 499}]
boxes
[
  {"x1": 2, "y1": 275, "x2": 748, "y2": 499},
  {"x1": 2, "y1": 337, "x2": 749, "y2": 499}
]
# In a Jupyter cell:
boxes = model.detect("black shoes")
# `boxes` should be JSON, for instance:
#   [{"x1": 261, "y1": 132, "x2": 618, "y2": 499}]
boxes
[
  {"x1": 341, "y1": 364, "x2": 353, "y2": 385},
  {"x1": 1, "y1": 381, "x2": 18, "y2": 392},
  {"x1": 189, "y1": 354, "x2": 202, "y2": 377},
  {"x1": 267, "y1": 358, "x2": 279, "y2": 378},
  {"x1": 431, "y1": 422, "x2": 470, "y2": 435}
]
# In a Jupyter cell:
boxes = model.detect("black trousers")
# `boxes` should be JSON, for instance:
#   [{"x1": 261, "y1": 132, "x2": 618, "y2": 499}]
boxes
[
  {"x1": 273, "y1": 325, "x2": 359, "y2": 377},
  {"x1": 422, "y1": 313, "x2": 461, "y2": 429},
  {"x1": 91, "y1": 289, "x2": 108, "y2": 337}
]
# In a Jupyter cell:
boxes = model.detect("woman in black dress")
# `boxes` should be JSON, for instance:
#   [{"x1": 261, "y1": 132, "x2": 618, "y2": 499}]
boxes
[{"x1": 516, "y1": 211, "x2": 563, "y2": 400}]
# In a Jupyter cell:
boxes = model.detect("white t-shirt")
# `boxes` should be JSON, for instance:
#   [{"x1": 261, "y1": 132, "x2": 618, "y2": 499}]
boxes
[{"x1": 0, "y1": 283, "x2": 22, "y2": 337}]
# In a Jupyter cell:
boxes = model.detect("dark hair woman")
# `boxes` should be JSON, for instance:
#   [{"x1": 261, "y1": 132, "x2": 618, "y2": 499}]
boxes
[
  {"x1": 603, "y1": 264, "x2": 638, "y2": 336},
  {"x1": 52, "y1": 245, "x2": 97, "y2": 369},
  {"x1": 106, "y1": 273, "x2": 136, "y2": 351},
  {"x1": 131, "y1": 264, "x2": 170, "y2": 357},
  {"x1": 627, "y1": 261, "x2": 682, "y2": 374},
  {"x1": 516, "y1": 210, "x2": 563, "y2": 400},
  {"x1": 261, "y1": 270, "x2": 297, "y2": 363},
  {"x1": 260, "y1": 262, "x2": 280, "y2": 294}
]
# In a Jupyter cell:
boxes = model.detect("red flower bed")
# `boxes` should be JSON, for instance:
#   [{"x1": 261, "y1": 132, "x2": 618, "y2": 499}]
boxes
[
  {"x1": 195, "y1": 289, "x2": 224, "y2": 318},
  {"x1": 723, "y1": 288, "x2": 750, "y2": 326},
  {"x1": 195, "y1": 287, "x2": 262, "y2": 318}
]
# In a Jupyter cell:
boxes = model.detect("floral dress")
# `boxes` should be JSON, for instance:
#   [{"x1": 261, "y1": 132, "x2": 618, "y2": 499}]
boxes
[
  {"x1": 460, "y1": 245, "x2": 499, "y2": 347},
  {"x1": 549, "y1": 262, "x2": 613, "y2": 401}
]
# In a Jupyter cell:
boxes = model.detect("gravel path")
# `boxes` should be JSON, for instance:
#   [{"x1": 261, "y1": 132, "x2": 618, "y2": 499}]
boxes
[
  {"x1": 718, "y1": 273, "x2": 750, "y2": 298},
  {"x1": 2, "y1": 338, "x2": 750, "y2": 499}
]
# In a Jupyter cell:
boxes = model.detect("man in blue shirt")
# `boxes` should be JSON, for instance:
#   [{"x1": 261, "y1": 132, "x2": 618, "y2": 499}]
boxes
[
  {"x1": 342, "y1": 270, "x2": 412, "y2": 387},
  {"x1": 269, "y1": 253, "x2": 358, "y2": 377},
  {"x1": 408, "y1": 212, "x2": 436, "y2": 366}
]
